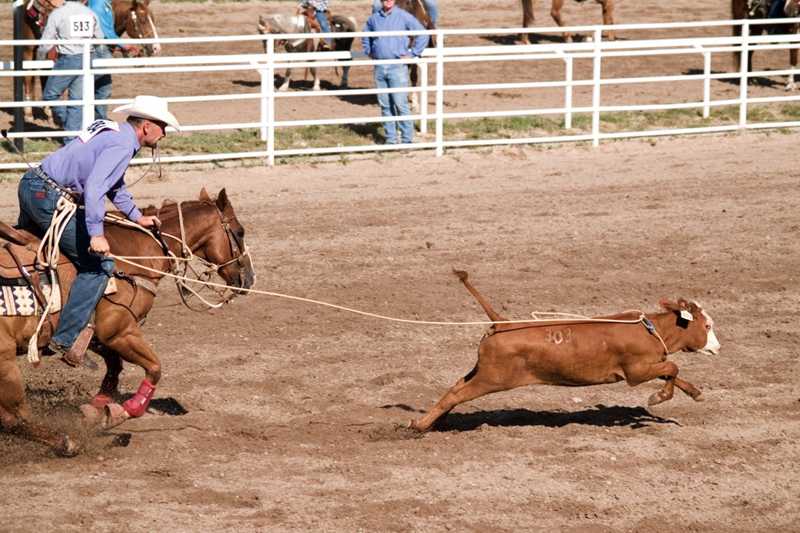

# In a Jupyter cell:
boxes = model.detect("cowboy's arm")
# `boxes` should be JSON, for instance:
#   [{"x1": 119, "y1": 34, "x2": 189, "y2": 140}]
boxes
[
  {"x1": 407, "y1": 13, "x2": 428, "y2": 57},
  {"x1": 36, "y1": 15, "x2": 59, "y2": 60},
  {"x1": 84, "y1": 145, "x2": 140, "y2": 238},
  {"x1": 361, "y1": 18, "x2": 375, "y2": 57}
]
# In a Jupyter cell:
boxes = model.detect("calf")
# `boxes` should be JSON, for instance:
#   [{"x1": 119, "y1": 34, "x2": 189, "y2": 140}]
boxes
[{"x1": 410, "y1": 270, "x2": 721, "y2": 432}]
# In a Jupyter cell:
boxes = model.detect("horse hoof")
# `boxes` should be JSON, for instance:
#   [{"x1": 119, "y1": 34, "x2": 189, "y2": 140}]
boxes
[
  {"x1": 79, "y1": 404, "x2": 104, "y2": 427},
  {"x1": 103, "y1": 403, "x2": 130, "y2": 430},
  {"x1": 54, "y1": 435, "x2": 80, "y2": 457},
  {"x1": 647, "y1": 392, "x2": 667, "y2": 406}
]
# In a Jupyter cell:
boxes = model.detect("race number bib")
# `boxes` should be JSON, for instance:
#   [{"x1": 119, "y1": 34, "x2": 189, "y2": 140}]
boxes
[
  {"x1": 79, "y1": 119, "x2": 119, "y2": 143},
  {"x1": 68, "y1": 14, "x2": 94, "y2": 38}
]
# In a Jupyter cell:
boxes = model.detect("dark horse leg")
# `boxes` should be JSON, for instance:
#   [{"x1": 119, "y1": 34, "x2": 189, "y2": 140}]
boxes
[
  {"x1": 92, "y1": 294, "x2": 162, "y2": 428},
  {"x1": 0, "y1": 344, "x2": 78, "y2": 456}
]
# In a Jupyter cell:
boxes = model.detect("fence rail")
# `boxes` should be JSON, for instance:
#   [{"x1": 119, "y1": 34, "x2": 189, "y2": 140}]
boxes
[{"x1": 2, "y1": 18, "x2": 800, "y2": 169}]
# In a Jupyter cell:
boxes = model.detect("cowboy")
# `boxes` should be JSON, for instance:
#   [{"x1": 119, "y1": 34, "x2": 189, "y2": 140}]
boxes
[
  {"x1": 37, "y1": 0, "x2": 104, "y2": 139},
  {"x1": 16, "y1": 95, "x2": 180, "y2": 366}
]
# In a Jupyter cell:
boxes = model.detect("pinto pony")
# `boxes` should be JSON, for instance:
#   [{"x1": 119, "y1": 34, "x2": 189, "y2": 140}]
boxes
[
  {"x1": 731, "y1": 0, "x2": 800, "y2": 90},
  {"x1": 0, "y1": 189, "x2": 254, "y2": 456},
  {"x1": 257, "y1": 9, "x2": 358, "y2": 91},
  {"x1": 520, "y1": 0, "x2": 615, "y2": 43},
  {"x1": 17, "y1": 0, "x2": 161, "y2": 121}
]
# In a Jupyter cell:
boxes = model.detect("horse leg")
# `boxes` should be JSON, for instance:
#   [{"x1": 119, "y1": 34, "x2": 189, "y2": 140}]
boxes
[
  {"x1": 408, "y1": 65, "x2": 420, "y2": 114},
  {"x1": 550, "y1": 0, "x2": 572, "y2": 42},
  {"x1": 340, "y1": 64, "x2": 351, "y2": 89},
  {"x1": 278, "y1": 67, "x2": 291, "y2": 91},
  {"x1": 79, "y1": 344, "x2": 123, "y2": 425},
  {"x1": 312, "y1": 66, "x2": 321, "y2": 91},
  {"x1": 0, "y1": 348, "x2": 78, "y2": 456},
  {"x1": 786, "y1": 48, "x2": 798, "y2": 90},
  {"x1": 520, "y1": 0, "x2": 534, "y2": 44},
  {"x1": 599, "y1": 0, "x2": 616, "y2": 40}
]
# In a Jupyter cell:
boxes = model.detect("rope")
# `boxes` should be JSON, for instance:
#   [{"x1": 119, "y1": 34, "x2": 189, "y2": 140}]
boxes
[
  {"x1": 28, "y1": 196, "x2": 77, "y2": 365},
  {"x1": 107, "y1": 252, "x2": 671, "y2": 346}
]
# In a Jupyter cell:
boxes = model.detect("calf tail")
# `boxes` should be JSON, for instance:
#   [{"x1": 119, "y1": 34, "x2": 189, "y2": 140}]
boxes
[{"x1": 452, "y1": 269, "x2": 507, "y2": 322}]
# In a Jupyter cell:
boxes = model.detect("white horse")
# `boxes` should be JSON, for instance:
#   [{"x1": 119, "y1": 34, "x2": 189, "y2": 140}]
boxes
[{"x1": 257, "y1": 12, "x2": 356, "y2": 91}]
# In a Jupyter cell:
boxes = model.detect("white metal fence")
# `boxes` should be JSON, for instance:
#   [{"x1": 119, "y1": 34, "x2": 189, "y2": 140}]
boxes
[{"x1": 2, "y1": 18, "x2": 800, "y2": 169}]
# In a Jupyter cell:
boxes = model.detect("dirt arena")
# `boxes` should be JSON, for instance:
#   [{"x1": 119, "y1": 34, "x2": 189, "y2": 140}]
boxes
[{"x1": 1, "y1": 1, "x2": 800, "y2": 532}]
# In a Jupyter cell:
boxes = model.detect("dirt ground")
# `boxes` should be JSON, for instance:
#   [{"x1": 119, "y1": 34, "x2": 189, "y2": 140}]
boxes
[{"x1": 1, "y1": 1, "x2": 800, "y2": 532}]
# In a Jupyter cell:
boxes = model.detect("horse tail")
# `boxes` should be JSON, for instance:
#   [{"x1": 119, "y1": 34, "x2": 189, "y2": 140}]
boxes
[{"x1": 731, "y1": 0, "x2": 745, "y2": 69}]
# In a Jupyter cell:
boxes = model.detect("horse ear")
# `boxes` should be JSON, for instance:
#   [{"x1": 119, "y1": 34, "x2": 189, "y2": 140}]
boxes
[
  {"x1": 215, "y1": 188, "x2": 230, "y2": 212},
  {"x1": 198, "y1": 188, "x2": 211, "y2": 202}
]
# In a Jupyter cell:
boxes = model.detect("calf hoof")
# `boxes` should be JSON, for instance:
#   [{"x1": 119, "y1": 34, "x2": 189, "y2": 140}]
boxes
[
  {"x1": 79, "y1": 404, "x2": 104, "y2": 427},
  {"x1": 54, "y1": 435, "x2": 80, "y2": 457},
  {"x1": 407, "y1": 419, "x2": 428, "y2": 433},
  {"x1": 102, "y1": 403, "x2": 130, "y2": 430},
  {"x1": 691, "y1": 392, "x2": 704, "y2": 402},
  {"x1": 647, "y1": 391, "x2": 671, "y2": 406}
]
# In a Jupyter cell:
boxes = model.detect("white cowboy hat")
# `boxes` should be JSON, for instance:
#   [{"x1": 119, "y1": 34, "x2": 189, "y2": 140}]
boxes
[{"x1": 113, "y1": 95, "x2": 181, "y2": 131}]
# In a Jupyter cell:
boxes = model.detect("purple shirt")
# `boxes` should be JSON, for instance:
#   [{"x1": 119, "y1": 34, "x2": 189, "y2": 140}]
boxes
[{"x1": 41, "y1": 120, "x2": 142, "y2": 237}]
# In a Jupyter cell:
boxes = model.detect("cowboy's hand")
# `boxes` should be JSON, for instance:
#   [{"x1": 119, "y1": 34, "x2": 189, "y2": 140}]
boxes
[
  {"x1": 90, "y1": 235, "x2": 111, "y2": 256},
  {"x1": 121, "y1": 44, "x2": 140, "y2": 57},
  {"x1": 137, "y1": 215, "x2": 161, "y2": 229},
  {"x1": 46, "y1": 47, "x2": 58, "y2": 61}
]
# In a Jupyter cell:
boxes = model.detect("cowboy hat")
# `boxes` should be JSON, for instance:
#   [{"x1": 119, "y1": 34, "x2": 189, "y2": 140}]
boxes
[{"x1": 112, "y1": 95, "x2": 181, "y2": 131}]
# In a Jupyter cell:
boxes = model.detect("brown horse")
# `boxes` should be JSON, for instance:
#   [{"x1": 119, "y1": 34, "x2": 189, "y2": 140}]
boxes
[
  {"x1": 731, "y1": 0, "x2": 800, "y2": 90},
  {"x1": 0, "y1": 188, "x2": 254, "y2": 456},
  {"x1": 18, "y1": 0, "x2": 161, "y2": 121},
  {"x1": 520, "y1": 0, "x2": 615, "y2": 43}
]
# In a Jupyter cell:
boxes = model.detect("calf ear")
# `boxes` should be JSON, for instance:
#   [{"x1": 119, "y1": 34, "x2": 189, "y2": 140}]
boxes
[{"x1": 659, "y1": 298, "x2": 678, "y2": 311}]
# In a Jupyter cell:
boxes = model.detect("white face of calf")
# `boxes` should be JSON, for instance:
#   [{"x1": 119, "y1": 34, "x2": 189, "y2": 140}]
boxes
[{"x1": 698, "y1": 309, "x2": 721, "y2": 355}]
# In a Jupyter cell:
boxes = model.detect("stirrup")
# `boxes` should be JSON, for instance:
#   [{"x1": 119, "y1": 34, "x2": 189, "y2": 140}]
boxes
[{"x1": 59, "y1": 324, "x2": 95, "y2": 368}]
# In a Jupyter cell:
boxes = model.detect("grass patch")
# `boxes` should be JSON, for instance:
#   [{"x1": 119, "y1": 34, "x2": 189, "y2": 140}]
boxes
[{"x1": 3, "y1": 102, "x2": 800, "y2": 166}]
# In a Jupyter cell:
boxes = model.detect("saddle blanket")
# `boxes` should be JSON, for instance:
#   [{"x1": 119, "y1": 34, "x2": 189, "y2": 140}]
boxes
[{"x1": 0, "y1": 279, "x2": 60, "y2": 317}]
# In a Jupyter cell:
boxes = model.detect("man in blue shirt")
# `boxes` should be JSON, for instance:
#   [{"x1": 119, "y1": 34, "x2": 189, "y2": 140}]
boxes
[
  {"x1": 17, "y1": 95, "x2": 179, "y2": 366},
  {"x1": 362, "y1": 0, "x2": 429, "y2": 144},
  {"x1": 87, "y1": 0, "x2": 140, "y2": 120}
]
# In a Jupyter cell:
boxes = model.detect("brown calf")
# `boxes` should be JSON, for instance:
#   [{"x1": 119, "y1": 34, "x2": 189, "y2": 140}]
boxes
[{"x1": 410, "y1": 270, "x2": 721, "y2": 432}]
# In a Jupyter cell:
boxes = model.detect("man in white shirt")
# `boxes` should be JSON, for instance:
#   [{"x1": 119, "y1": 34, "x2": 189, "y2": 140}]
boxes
[{"x1": 37, "y1": 0, "x2": 104, "y2": 140}]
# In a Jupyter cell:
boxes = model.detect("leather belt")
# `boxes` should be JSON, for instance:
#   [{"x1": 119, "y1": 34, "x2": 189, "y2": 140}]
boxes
[{"x1": 33, "y1": 167, "x2": 81, "y2": 203}]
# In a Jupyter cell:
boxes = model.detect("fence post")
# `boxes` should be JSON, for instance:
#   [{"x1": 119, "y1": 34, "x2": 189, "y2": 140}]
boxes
[
  {"x1": 738, "y1": 21, "x2": 750, "y2": 128},
  {"x1": 591, "y1": 28, "x2": 602, "y2": 147},
  {"x1": 420, "y1": 60, "x2": 428, "y2": 135},
  {"x1": 703, "y1": 50, "x2": 711, "y2": 118},
  {"x1": 12, "y1": 0, "x2": 25, "y2": 152},
  {"x1": 435, "y1": 30, "x2": 444, "y2": 157},
  {"x1": 81, "y1": 41, "x2": 95, "y2": 131},
  {"x1": 267, "y1": 37, "x2": 275, "y2": 166},
  {"x1": 564, "y1": 55, "x2": 573, "y2": 129}
]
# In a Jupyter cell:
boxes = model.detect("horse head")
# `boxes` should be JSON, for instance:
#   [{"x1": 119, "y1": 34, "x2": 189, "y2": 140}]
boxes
[
  {"x1": 116, "y1": 0, "x2": 161, "y2": 56},
  {"x1": 195, "y1": 188, "x2": 256, "y2": 293}
]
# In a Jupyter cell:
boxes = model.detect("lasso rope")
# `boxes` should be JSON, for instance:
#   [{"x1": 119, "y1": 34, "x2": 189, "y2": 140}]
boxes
[
  {"x1": 28, "y1": 196, "x2": 77, "y2": 365},
  {"x1": 107, "y1": 251, "x2": 672, "y2": 354}
]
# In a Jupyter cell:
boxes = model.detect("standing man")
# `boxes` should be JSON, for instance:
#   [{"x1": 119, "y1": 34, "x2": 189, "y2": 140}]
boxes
[
  {"x1": 17, "y1": 95, "x2": 179, "y2": 366},
  {"x1": 362, "y1": 0, "x2": 428, "y2": 145},
  {"x1": 37, "y1": 0, "x2": 104, "y2": 139},
  {"x1": 87, "y1": 0, "x2": 140, "y2": 120}
]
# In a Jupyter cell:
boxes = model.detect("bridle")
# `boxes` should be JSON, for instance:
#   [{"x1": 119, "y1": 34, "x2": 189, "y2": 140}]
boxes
[{"x1": 127, "y1": 5, "x2": 161, "y2": 55}]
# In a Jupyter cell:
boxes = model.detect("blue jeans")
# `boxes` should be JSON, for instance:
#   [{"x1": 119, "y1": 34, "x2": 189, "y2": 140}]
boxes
[
  {"x1": 43, "y1": 53, "x2": 93, "y2": 138},
  {"x1": 17, "y1": 170, "x2": 114, "y2": 349},
  {"x1": 372, "y1": 0, "x2": 437, "y2": 25},
  {"x1": 315, "y1": 10, "x2": 333, "y2": 46},
  {"x1": 374, "y1": 64, "x2": 413, "y2": 144},
  {"x1": 94, "y1": 45, "x2": 113, "y2": 120}
]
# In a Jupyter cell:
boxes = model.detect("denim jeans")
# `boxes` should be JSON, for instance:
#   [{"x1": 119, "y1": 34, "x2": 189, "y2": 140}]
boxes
[
  {"x1": 17, "y1": 170, "x2": 114, "y2": 348},
  {"x1": 94, "y1": 45, "x2": 113, "y2": 120},
  {"x1": 374, "y1": 64, "x2": 413, "y2": 144},
  {"x1": 315, "y1": 10, "x2": 333, "y2": 46},
  {"x1": 43, "y1": 53, "x2": 93, "y2": 137}
]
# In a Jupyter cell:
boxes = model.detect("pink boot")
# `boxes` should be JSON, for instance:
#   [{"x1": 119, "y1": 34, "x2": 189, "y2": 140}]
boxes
[{"x1": 122, "y1": 379, "x2": 156, "y2": 418}]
